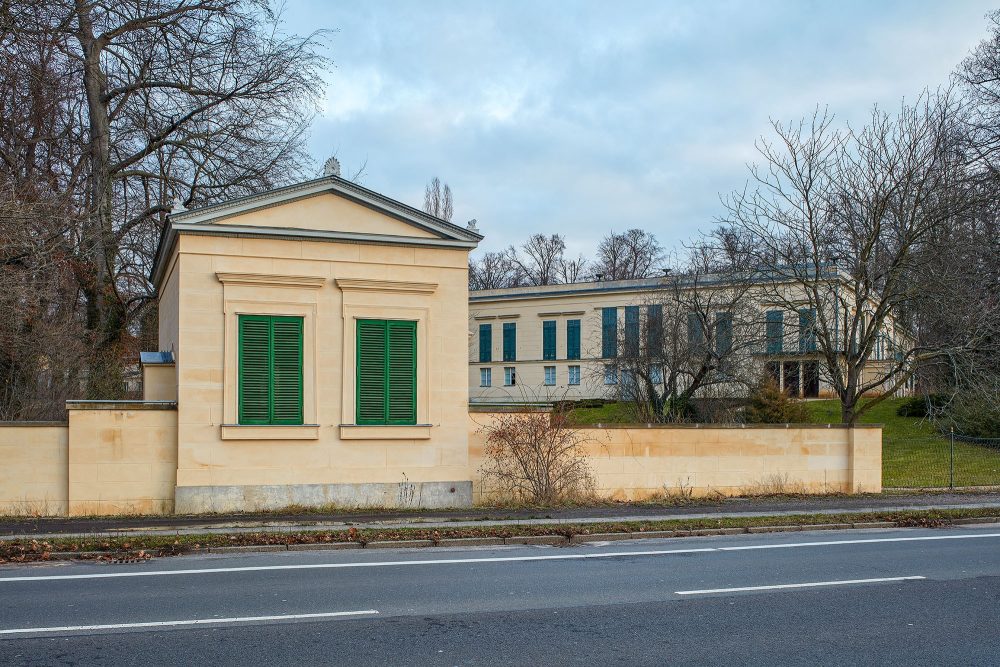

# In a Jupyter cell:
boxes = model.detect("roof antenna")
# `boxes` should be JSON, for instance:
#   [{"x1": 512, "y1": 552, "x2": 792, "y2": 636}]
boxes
[{"x1": 323, "y1": 156, "x2": 341, "y2": 177}]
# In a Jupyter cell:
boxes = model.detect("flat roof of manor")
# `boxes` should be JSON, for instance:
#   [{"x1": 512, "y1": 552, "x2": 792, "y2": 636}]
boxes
[{"x1": 469, "y1": 265, "x2": 847, "y2": 302}]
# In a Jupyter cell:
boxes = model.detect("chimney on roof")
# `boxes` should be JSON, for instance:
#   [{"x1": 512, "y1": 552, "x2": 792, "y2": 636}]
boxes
[{"x1": 323, "y1": 157, "x2": 341, "y2": 177}]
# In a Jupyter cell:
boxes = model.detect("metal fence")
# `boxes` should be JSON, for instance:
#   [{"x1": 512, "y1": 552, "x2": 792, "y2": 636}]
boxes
[{"x1": 883, "y1": 431, "x2": 1000, "y2": 489}]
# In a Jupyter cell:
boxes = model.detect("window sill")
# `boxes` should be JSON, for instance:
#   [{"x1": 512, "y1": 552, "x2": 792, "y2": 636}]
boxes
[
  {"x1": 221, "y1": 424, "x2": 320, "y2": 440},
  {"x1": 339, "y1": 424, "x2": 432, "y2": 440}
]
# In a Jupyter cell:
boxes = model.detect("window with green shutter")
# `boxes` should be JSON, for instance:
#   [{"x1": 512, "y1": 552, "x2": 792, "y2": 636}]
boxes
[
  {"x1": 356, "y1": 319, "x2": 416, "y2": 425},
  {"x1": 766, "y1": 311, "x2": 784, "y2": 354},
  {"x1": 601, "y1": 307, "x2": 617, "y2": 359},
  {"x1": 502, "y1": 322, "x2": 516, "y2": 361},
  {"x1": 238, "y1": 315, "x2": 303, "y2": 425},
  {"x1": 566, "y1": 319, "x2": 581, "y2": 360},
  {"x1": 624, "y1": 306, "x2": 640, "y2": 358},
  {"x1": 478, "y1": 323, "x2": 492, "y2": 363},
  {"x1": 542, "y1": 320, "x2": 556, "y2": 360}
]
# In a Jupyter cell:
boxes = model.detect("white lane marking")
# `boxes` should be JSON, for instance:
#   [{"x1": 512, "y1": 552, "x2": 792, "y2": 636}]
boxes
[
  {"x1": 717, "y1": 533, "x2": 1000, "y2": 551},
  {"x1": 0, "y1": 610, "x2": 379, "y2": 636},
  {"x1": 676, "y1": 575, "x2": 925, "y2": 595},
  {"x1": 0, "y1": 548, "x2": 718, "y2": 582},
  {"x1": 1, "y1": 532, "x2": 998, "y2": 584}
]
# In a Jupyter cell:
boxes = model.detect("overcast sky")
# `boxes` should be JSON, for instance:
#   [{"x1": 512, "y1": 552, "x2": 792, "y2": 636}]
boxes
[{"x1": 284, "y1": 1, "x2": 996, "y2": 256}]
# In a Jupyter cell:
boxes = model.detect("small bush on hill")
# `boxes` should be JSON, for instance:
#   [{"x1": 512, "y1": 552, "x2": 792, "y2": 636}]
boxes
[
  {"x1": 896, "y1": 394, "x2": 948, "y2": 418},
  {"x1": 744, "y1": 379, "x2": 811, "y2": 424}
]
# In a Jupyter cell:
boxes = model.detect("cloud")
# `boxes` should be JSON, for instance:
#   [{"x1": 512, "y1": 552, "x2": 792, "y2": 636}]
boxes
[{"x1": 291, "y1": 0, "x2": 996, "y2": 256}]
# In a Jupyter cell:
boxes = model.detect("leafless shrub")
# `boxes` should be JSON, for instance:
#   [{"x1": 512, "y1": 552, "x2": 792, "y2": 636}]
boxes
[{"x1": 477, "y1": 408, "x2": 596, "y2": 504}]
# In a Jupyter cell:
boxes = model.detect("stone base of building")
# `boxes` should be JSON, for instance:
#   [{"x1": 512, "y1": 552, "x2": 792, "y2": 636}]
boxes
[{"x1": 174, "y1": 481, "x2": 473, "y2": 514}]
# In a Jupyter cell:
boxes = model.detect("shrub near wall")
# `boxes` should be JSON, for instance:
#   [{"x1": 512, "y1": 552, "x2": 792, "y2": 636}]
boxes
[{"x1": 468, "y1": 412, "x2": 881, "y2": 502}]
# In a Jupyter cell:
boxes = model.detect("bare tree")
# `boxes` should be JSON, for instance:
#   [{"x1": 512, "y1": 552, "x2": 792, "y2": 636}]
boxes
[
  {"x1": 469, "y1": 250, "x2": 521, "y2": 290},
  {"x1": 423, "y1": 176, "x2": 453, "y2": 221},
  {"x1": 557, "y1": 254, "x2": 589, "y2": 284},
  {"x1": 507, "y1": 233, "x2": 566, "y2": 286},
  {"x1": 2, "y1": 0, "x2": 330, "y2": 401},
  {"x1": 476, "y1": 407, "x2": 595, "y2": 503},
  {"x1": 592, "y1": 228, "x2": 664, "y2": 280},
  {"x1": 717, "y1": 95, "x2": 977, "y2": 423},
  {"x1": 601, "y1": 249, "x2": 762, "y2": 423}
]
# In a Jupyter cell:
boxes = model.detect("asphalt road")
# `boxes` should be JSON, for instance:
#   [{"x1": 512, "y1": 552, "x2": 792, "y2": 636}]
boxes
[{"x1": 1, "y1": 525, "x2": 998, "y2": 666}]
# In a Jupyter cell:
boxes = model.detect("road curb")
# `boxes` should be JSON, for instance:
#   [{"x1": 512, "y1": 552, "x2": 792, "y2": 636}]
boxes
[{"x1": 9, "y1": 518, "x2": 1000, "y2": 563}]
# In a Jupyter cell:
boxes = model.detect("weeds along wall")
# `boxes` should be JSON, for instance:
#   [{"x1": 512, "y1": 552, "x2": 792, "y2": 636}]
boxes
[{"x1": 467, "y1": 412, "x2": 882, "y2": 502}]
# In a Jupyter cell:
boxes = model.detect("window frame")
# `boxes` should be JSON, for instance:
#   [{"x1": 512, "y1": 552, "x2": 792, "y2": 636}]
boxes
[
  {"x1": 504, "y1": 366, "x2": 516, "y2": 386},
  {"x1": 568, "y1": 365, "x2": 581, "y2": 386},
  {"x1": 480, "y1": 367, "x2": 492, "y2": 387},
  {"x1": 543, "y1": 365, "x2": 556, "y2": 386}
]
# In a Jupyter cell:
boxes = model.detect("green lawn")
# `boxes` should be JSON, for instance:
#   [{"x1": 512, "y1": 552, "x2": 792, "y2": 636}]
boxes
[{"x1": 567, "y1": 398, "x2": 1000, "y2": 488}]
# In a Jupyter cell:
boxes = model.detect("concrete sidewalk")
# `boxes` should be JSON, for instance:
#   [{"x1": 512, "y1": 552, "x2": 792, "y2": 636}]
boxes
[{"x1": 2, "y1": 492, "x2": 999, "y2": 541}]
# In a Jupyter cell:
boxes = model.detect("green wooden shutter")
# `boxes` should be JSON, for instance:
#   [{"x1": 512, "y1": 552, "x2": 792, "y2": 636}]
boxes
[
  {"x1": 542, "y1": 320, "x2": 556, "y2": 360},
  {"x1": 271, "y1": 317, "x2": 303, "y2": 424},
  {"x1": 387, "y1": 321, "x2": 417, "y2": 424},
  {"x1": 238, "y1": 315, "x2": 271, "y2": 425},
  {"x1": 357, "y1": 320, "x2": 387, "y2": 424}
]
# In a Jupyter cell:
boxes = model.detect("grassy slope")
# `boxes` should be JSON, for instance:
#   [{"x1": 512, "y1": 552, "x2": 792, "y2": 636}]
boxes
[{"x1": 568, "y1": 398, "x2": 1000, "y2": 488}]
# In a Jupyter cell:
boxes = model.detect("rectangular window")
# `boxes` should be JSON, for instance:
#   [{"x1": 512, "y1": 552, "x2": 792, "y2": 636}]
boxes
[
  {"x1": 624, "y1": 306, "x2": 640, "y2": 357},
  {"x1": 568, "y1": 365, "x2": 581, "y2": 385},
  {"x1": 650, "y1": 365, "x2": 663, "y2": 384},
  {"x1": 601, "y1": 307, "x2": 618, "y2": 359},
  {"x1": 604, "y1": 365, "x2": 618, "y2": 385},
  {"x1": 480, "y1": 367, "x2": 491, "y2": 387},
  {"x1": 504, "y1": 367, "x2": 516, "y2": 386},
  {"x1": 503, "y1": 322, "x2": 517, "y2": 361},
  {"x1": 766, "y1": 311, "x2": 784, "y2": 354},
  {"x1": 356, "y1": 319, "x2": 416, "y2": 425},
  {"x1": 715, "y1": 311, "x2": 733, "y2": 357},
  {"x1": 646, "y1": 305, "x2": 663, "y2": 356},
  {"x1": 799, "y1": 308, "x2": 817, "y2": 353},
  {"x1": 566, "y1": 319, "x2": 581, "y2": 360},
  {"x1": 542, "y1": 320, "x2": 556, "y2": 360},
  {"x1": 544, "y1": 366, "x2": 556, "y2": 386},
  {"x1": 478, "y1": 323, "x2": 492, "y2": 363},
  {"x1": 238, "y1": 315, "x2": 303, "y2": 425}
]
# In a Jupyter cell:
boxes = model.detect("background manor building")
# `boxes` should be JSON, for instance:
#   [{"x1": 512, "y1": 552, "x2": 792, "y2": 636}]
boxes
[{"x1": 468, "y1": 274, "x2": 914, "y2": 404}]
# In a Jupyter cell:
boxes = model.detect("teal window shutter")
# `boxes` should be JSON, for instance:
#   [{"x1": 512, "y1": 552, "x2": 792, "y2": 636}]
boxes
[
  {"x1": 478, "y1": 323, "x2": 492, "y2": 363},
  {"x1": 799, "y1": 308, "x2": 817, "y2": 353},
  {"x1": 356, "y1": 319, "x2": 417, "y2": 425},
  {"x1": 624, "y1": 306, "x2": 640, "y2": 357},
  {"x1": 503, "y1": 322, "x2": 516, "y2": 361},
  {"x1": 601, "y1": 307, "x2": 617, "y2": 359},
  {"x1": 766, "y1": 311, "x2": 783, "y2": 354},
  {"x1": 566, "y1": 319, "x2": 581, "y2": 360},
  {"x1": 542, "y1": 320, "x2": 556, "y2": 360},
  {"x1": 646, "y1": 305, "x2": 663, "y2": 356},
  {"x1": 687, "y1": 313, "x2": 705, "y2": 354},
  {"x1": 715, "y1": 312, "x2": 733, "y2": 357},
  {"x1": 238, "y1": 314, "x2": 303, "y2": 425}
]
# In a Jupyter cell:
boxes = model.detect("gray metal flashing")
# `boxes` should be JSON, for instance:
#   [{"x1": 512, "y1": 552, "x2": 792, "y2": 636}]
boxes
[{"x1": 139, "y1": 351, "x2": 175, "y2": 366}]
